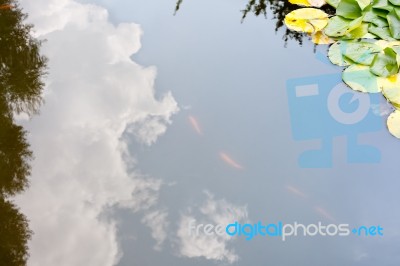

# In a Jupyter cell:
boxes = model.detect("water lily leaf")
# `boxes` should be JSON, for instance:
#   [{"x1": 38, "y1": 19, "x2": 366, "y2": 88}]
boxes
[
  {"x1": 310, "y1": 31, "x2": 336, "y2": 44},
  {"x1": 363, "y1": 6, "x2": 389, "y2": 26},
  {"x1": 284, "y1": 8, "x2": 329, "y2": 33},
  {"x1": 387, "y1": 10, "x2": 400, "y2": 39},
  {"x1": 379, "y1": 74, "x2": 400, "y2": 105},
  {"x1": 337, "y1": 0, "x2": 363, "y2": 18},
  {"x1": 342, "y1": 23, "x2": 370, "y2": 38},
  {"x1": 326, "y1": 0, "x2": 341, "y2": 7},
  {"x1": 388, "y1": 41, "x2": 400, "y2": 46},
  {"x1": 374, "y1": 40, "x2": 400, "y2": 49},
  {"x1": 373, "y1": 0, "x2": 395, "y2": 11},
  {"x1": 369, "y1": 25, "x2": 396, "y2": 40},
  {"x1": 358, "y1": 0, "x2": 373, "y2": 9},
  {"x1": 389, "y1": 0, "x2": 400, "y2": 6},
  {"x1": 362, "y1": 32, "x2": 379, "y2": 38},
  {"x1": 366, "y1": 16, "x2": 389, "y2": 27},
  {"x1": 390, "y1": 45, "x2": 400, "y2": 65},
  {"x1": 342, "y1": 41, "x2": 381, "y2": 65},
  {"x1": 370, "y1": 47, "x2": 399, "y2": 76},
  {"x1": 308, "y1": 0, "x2": 328, "y2": 7},
  {"x1": 387, "y1": 110, "x2": 400, "y2": 138},
  {"x1": 343, "y1": 64, "x2": 381, "y2": 92},
  {"x1": 324, "y1": 16, "x2": 363, "y2": 36},
  {"x1": 324, "y1": 16, "x2": 350, "y2": 37},
  {"x1": 392, "y1": 45, "x2": 400, "y2": 51},
  {"x1": 328, "y1": 41, "x2": 353, "y2": 66},
  {"x1": 289, "y1": 0, "x2": 313, "y2": 6}
]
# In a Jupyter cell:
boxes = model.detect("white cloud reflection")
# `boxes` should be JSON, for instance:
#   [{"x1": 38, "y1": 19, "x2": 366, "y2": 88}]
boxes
[
  {"x1": 176, "y1": 191, "x2": 248, "y2": 264},
  {"x1": 15, "y1": 0, "x2": 178, "y2": 265},
  {"x1": 141, "y1": 209, "x2": 169, "y2": 251}
]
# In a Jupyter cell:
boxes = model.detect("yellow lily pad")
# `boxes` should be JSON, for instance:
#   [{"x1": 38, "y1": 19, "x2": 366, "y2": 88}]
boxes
[
  {"x1": 289, "y1": 0, "x2": 327, "y2": 7},
  {"x1": 289, "y1": 0, "x2": 312, "y2": 6},
  {"x1": 387, "y1": 110, "x2": 400, "y2": 138},
  {"x1": 284, "y1": 8, "x2": 329, "y2": 33},
  {"x1": 310, "y1": 31, "x2": 335, "y2": 44},
  {"x1": 379, "y1": 74, "x2": 400, "y2": 106}
]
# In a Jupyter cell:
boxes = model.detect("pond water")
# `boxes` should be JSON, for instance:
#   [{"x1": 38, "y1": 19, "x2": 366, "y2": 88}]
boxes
[{"x1": 2, "y1": 0, "x2": 400, "y2": 265}]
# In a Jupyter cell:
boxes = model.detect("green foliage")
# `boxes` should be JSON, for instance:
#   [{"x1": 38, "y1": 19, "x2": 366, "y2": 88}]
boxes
[
  {"x1": 0, "y1": 97, "x2": 32, "y2": 198},
  {"x1": 0, "y1": 0, "x2": 47, "y2": 115},
  {"x1": 0, "y1": 198, "x2": 32, "y2": 266},
  {"x1": 0, "y1": 0, "x2": 45, "y2": 196},
  {"x1": 0, "y1": 0, "x2": 46, "y2": 264}
]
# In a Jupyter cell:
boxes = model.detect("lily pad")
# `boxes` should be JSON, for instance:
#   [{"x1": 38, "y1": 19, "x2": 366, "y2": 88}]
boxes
[
  {"x1": 337, "y1": 0, "x2": 363, "y2": 18},
  {"x1": 368, "y1": 25, "x2": 396, "y2": 40},
  {"x1": 324, "y1": 16, "x2": 364, "y2": 37},
  {"x1": 389, "y1": 0, "x2": 400, "y2": 6},
  {"x1": 370, "y1": 47, "x2": 399, "y2": 77},
  {"x1": 289, "y1": 0, "x2": 313, "y2": 6},
  {"x1": 342, "y1": 41, "x2": 382, "y2": 65},
  {"x1": 379, "y1": 74, "x2": 400, "y2": 105},
  {"x1": 326, "y1": 0, "x2": 341, "y2": 7},
  {"x1": 363, "y1": 6, "x2": 389, "y2": 26},
  {"x1": 358, "y1": 0, "x2": 373, "y2": 9},
  {"x1": 284, "y1": 8, "x2": 329, "y2": 33},
  {"x1": 328, "y1": 41, "x2": 353, "y2": 66},
  {"x1": 387, "y1": 9, "x2": 400, "y2": 39},
  {"x1": 310, "y1": 31, "x2": 336, "y2": 43},
  {"x1": 387, "y1": 110, "x2": 400, "y2": 138},
  {"x1": 342, "y1": 64, "x2": 381, "y2": 92},
  {"x1": 342, "y1": 23, "x2": 370, "y2": 39},
  {"x1": 308, "y1": 0, "x2": 328, "y2": 7},
  {"x1": 373, "y1": 0, "x2": 395, "y2": 11}
]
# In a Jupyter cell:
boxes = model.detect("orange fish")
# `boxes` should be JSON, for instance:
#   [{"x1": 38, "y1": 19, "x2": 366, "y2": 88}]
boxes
[
  {"x1": 219, "y1": 152, "x2": 243, "y2": 170},
  {"x1": 188, "y1": 115, "x2": 202, "y2": 135},
  {"x1": 286, "y1": 185, "x2": 308, "y2": 199},
  {"x1": 314, "y1": 206, "x2": 336, "y2": 222},
  {"x1": 0, "y1": 4, "x2": 12, "y2": 10}
]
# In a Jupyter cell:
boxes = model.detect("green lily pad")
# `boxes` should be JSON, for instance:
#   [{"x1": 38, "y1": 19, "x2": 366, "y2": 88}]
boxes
[
  {"x1": 328, "y1": 41, "x2": 353, "y2": 66},
  {"x1": 363, "y1": 6, "x2": 390, "y2": 26},
  {"x1": 390, "y1": 45, "x2": 400, "y2": 65},
  {"x1": 389, "y1": 0, "x2": 400, "y2": 6},
  {"x1": 358, "y1": 0, "x2": 373, "y2": 9},
  {"x1": 326, "y1": 0, "x2": 341, "y2": 7},
  {"x1": 324, "y1": 16, "x2": 364, "y2": 37},
  {"x1": 370, "y1": 47, "x2": 399, "y2": 76},
  {"x1": 343, "y1": 64, "x2": 382, "y2": 92},
  {"x1": 369, "y1": 25, "x2": 396, "y2": 40},
  {"x1": 342, "y1": 23, "x2": 370, "y2": 38},
  {"x1": 373, "y1": 0, "x2": 395, "y2": 11},
  {"x1": 342, "y1": 41, "x2": 381, "y2": 64},
  {"x1": 387, "y1": 9, "x2": 400, "y2": 39},
  {"x1": 337, "y1": 0, "x2": 363, "y2": 18}
]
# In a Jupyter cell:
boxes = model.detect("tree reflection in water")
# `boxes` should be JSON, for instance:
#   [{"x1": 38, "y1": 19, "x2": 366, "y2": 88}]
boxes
[
  {"x1": 0, "y1": 0, "x2": 47, "y2": 264},
  {"x1": 174, "y1": 0, "x2": 335, "y2": 45},
  {"x1": 0, "y1": 198, "x2": 32, "y2": 265}
]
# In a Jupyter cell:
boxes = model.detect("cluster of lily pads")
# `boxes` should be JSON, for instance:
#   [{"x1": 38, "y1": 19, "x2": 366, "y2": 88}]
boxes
[{"x1": 284, "y1": 0, "x2": 400, "y2": 138}]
